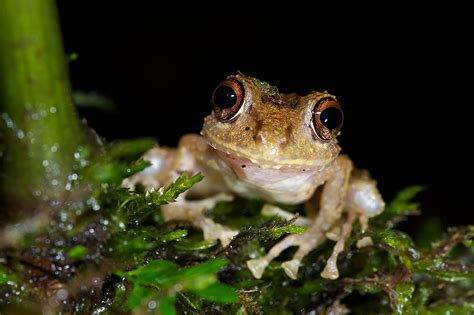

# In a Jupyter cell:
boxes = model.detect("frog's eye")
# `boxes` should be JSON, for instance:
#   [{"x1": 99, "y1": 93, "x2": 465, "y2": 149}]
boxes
[
  {"x1": 311, "y1": 97, "x2": 344, "y2": 140},
  {"x1": 212, "y1": 78, "x2": 245, "y2": 121}
]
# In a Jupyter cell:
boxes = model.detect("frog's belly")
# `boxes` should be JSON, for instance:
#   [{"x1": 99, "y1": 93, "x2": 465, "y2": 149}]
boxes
[
  {"x1": 213, "y1": 153, "x2": 324, "y2": 205},
  {"x1": 226, "y1": 172, "x2": 318, "y2": 204}
]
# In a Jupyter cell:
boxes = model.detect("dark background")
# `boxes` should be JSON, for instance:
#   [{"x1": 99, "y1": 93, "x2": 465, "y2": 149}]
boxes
[{"x1": 57, "y1": 2, "x2": 472, "y2": 227}]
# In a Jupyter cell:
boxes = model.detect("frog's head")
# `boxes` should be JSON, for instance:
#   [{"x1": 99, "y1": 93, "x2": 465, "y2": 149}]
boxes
[{"x1": 201, "y1": 74, "x2": 343, "y2": 170}]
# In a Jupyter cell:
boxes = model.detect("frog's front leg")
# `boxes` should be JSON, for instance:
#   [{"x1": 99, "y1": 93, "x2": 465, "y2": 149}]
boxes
[
  {"x1": 247, "y1": 155, "x2": 353, "y2": 279},
  {"x1": 123, "y1": 134, "x2": 238, "y2": 247},
  {"x1": 160, "y1": 192, "x2": 237, "y2": 246}
]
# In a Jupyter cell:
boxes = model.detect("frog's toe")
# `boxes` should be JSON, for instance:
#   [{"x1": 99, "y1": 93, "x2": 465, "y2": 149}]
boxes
[
  {"x1": 218, "y1": 229, "x2": 239, "y2": 247},
  {"x1": 200, "y1": 218, "x2": 237, "y2": 246},
  {"x1": 281, "y1": 259, "x2": 301, "y2": 280},
  {"x1": 246, "y1": 258, "x2": 268, "y2": 279},
  {"x1": 320, "y1": 212, "x2": 359, "y2": 280},
  {"x1": 320, "y1": 259, "x2": 340, "y2": 280},
  {"x1": 202, "y1": 192, "x2": 234, "y2": 208}
]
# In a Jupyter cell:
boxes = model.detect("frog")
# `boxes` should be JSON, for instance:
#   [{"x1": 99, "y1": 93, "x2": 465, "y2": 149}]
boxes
[{"x1": 122, "y1": 73, "x2": 385, "y2": 280}]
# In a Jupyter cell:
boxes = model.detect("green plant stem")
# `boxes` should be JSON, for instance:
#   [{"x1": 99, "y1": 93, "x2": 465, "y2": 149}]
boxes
[{"x1": 0, "y1": 0, "x2": 85, "y2": 205}]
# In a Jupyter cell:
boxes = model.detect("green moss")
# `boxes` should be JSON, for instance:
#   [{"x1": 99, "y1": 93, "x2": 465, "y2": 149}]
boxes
[
  {"x1": 1, "y1": 140, "x2": 472, "y2": 314},
  {"x1": 119, "y1": 259, "x2": 237, "y2": 312},
  {"x1": 0, "y1": 265, "x2": 17, "y2": 286},
  {"x1": 67, "y1": 245, "x2": 87, "y2": 260}
]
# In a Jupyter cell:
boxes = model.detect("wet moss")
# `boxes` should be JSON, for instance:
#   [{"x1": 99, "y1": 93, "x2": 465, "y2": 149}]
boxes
[{"x1": 0, "y1": 139, "x2": 473, "y2": 314}]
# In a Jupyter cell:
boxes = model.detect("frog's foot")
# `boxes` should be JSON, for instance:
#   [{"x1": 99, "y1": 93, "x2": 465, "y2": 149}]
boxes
[
  {"x1": 247, "y1": 211, "x2": 361, "y2": 280},
  {"x1": 161, "y1": 193, "x2": 237, "y2": 246},
  {"x1": 247, "y1": 230, "x2": 326, "y2": 279},
  {"x1": 261, "y1": 204, "x2": 310, "y2": 226},
  {"x1": 320, "y1": 212, "x2": 357, "y2": 279},
  {"x1": 280, "y1": 229, "x2": 327, "y2": 280}
]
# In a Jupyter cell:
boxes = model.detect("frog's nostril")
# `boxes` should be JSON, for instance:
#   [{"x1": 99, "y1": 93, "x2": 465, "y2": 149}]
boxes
[{"x1": 253, "y1": 133, "x2": 264, "y2": 144}]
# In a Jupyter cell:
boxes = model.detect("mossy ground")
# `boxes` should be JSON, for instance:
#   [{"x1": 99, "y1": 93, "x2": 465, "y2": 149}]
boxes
[{"x1": 0, "y1": 138, "x2": 473, "y2": 314}]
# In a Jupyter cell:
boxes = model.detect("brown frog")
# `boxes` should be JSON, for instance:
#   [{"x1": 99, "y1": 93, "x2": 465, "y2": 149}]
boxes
[{"x1": 123, "y1": 74, "x2": 385, "y2": 280}]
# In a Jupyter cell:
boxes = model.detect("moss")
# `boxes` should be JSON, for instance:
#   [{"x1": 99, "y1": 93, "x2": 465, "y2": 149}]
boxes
[{"x1": 0, "y1": 139, "x2": 473, "y2": 314}]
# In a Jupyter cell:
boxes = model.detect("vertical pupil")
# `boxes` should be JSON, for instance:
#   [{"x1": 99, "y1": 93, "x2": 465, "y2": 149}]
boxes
[
  {"x1": 320, "y1": 107, "x2": 342, "y2": 130},
  {"x1": 214, "y1": 85, "x2": 237, "y2": 109}
]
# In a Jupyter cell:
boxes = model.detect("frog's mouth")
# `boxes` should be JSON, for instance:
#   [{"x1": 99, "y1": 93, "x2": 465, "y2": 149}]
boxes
[
  {"x1": 209, "y1": 144, "x2": 323, "y2": 200},
  {"x1": 207, "y1": 141, "x2": 325, "y2": 171}
]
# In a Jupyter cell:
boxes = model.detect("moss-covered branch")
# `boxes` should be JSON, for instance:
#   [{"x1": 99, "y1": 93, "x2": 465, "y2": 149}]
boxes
[{"x1": 0, "y1": 0, "x2": 84, "y2": 205}]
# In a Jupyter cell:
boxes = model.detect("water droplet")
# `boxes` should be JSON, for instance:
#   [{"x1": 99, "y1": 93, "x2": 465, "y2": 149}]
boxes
[
  {"x1": 56, "y1": 288, "x2": 69, "y2": 301},
  {"x1": 60, "y1": 212, "x2": 68, "y2": 222},
  {"x1": 70, "y1": 173, "x2": 78, "y2": 181},
  {"x1": 17, "y1": 130, "x2": 25, "y2": 139},
  {"x1": 51, "y1": 144, "x2": 59, "y2": 152},
  {"x1": 31, "y1": 113, "x2": 39, "y2": 120},
  {"x1": 50, "y1": 106, "x2": 57, "y2": 113},
  {"x1": 42, "y1": 160, "x2": 49, "y2": 167},
  {"x1": 65, "y1": 182, "x2": 72, "y2": 191},
  {"x1": 2, "y1": 113, "x2": 14, "y2": 129},
  {"x1": 148, "y1": 300, "x2": 157, "y2": 309},
  {"x1": 51, "y1": 179, "x2": 59, "y2": 186}
]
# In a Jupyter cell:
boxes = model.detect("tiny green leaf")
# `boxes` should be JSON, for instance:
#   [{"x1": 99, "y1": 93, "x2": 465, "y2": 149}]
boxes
[
  {"x1": 270, "y1": 224, "x2": 305, "y2": 239},
  {"x1": 191, "y1": 283, "x2": 238, "y2": 304},
  {"x1": 108, "y1": 138, "x2": 156, "y2": 159},
  {"x1": 380, "y1": 185, "x2": 425, "y2": 219},
  {"x1": 69, "y1": 52, "x2": 79, "y2": 61},
  {"x1": 0, "y1": 265, "x2": 17, "y2": 285},
  {"x1": 125, "y1": 260, "x2": 179, "y2": 285},
  {"x1": 87, "y1": 162, "x2": 130, "y2": 184},
  {"x1": 393, "y1": 283, "x2": 415, "y2": 315},
  {"x1": 160, "y1": 172, "x2": 204, "y2": 204},
  {"x1": 73, "y1": 90, "x2": 115, "y2": 111},
  {"x1": 159, "y1": 295, "x2": 177, "y2": 315},
  {"x1": 157, "y1": 229, "x2": 188, "y2": 242},
  {"x1": 67, "y1": 245, "x2": 87, "y2": 260},
  {"x1": 377, "y1": 230, "x2": 414, "y2": 251},
  {"x1": 128, "y1": 284, "x2": 151, "y2": 310},
  {"x1": 414, "y1": 258, "x2": 474, "y2": 282},
  {"x1": 177, "y1": 259, "x2": 229, "y2": 279},
  {"x1": 173, "y1": 239, "x2": 218, "y2": 251},
  {"x1": 127, "y1": 158, "x2": 152, "y2": 177}
]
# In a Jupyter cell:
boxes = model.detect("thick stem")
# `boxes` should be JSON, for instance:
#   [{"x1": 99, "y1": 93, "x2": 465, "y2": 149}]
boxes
[{"x1": 0, "y1": 0, "x2": 85, "y2": 206}]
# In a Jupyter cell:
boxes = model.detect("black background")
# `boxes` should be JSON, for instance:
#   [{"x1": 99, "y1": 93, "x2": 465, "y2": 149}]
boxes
[{"x1": 57, "y1": 1, "x2": 473, "y2": 228}]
